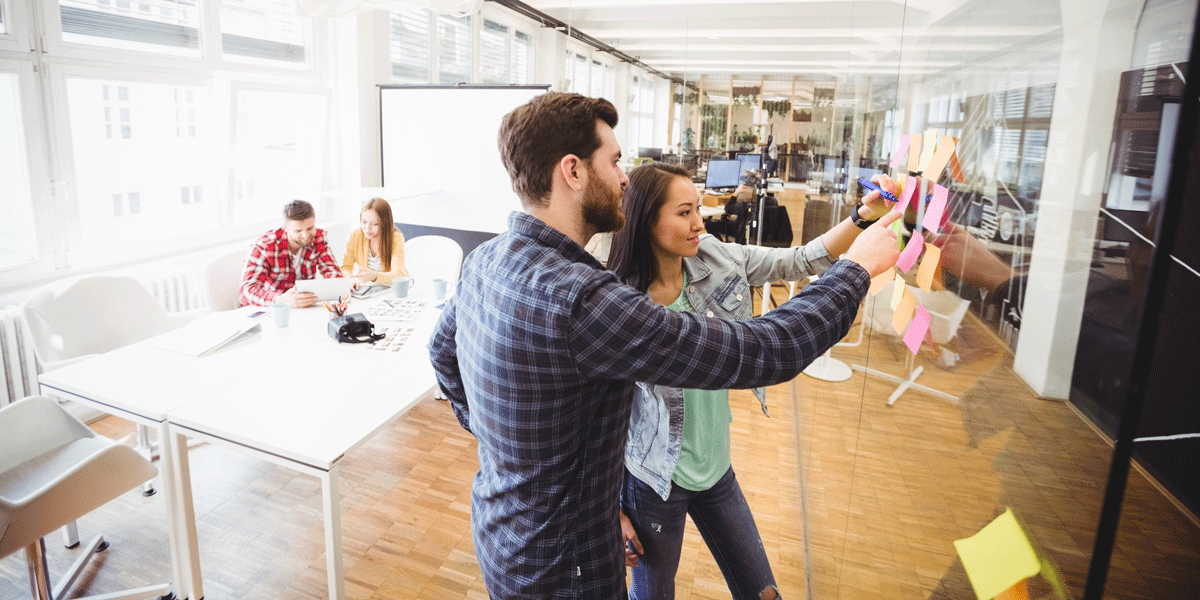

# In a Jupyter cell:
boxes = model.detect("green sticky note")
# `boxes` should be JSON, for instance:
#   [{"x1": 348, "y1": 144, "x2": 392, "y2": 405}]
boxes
[
  {"x1": 953, "y1": 508, "x2": 1041, "y2": 600},
  {"x1": 890, "y1": 218, "x2": 905, "y2": 250}
]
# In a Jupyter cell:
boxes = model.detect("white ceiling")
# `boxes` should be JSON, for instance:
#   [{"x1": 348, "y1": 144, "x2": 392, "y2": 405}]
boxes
[{"x1": 517, "y1": 0, "x2": 1064, "y2": 88}]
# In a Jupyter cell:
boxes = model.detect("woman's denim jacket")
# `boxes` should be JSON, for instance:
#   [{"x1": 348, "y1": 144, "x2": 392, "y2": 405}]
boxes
[{"x1": 625, "y1": 234, "x2": 836, "y2": 500}]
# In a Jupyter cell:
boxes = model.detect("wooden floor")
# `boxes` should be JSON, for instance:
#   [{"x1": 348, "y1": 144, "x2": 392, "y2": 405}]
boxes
[{"x1": 4, "y1": 291, "x2": 1199, "y2": 599}]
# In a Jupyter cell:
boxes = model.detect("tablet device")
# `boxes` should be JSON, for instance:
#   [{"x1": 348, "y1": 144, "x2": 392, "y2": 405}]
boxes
[{"x1": 294, "y1": 278, "x2": 353, "y2": 301}]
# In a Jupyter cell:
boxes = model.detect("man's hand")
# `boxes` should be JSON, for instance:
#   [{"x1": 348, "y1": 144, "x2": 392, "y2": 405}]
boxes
[
  {"x1": 927, "y1": 224, "x2": 1016, "y2": 293},
  {"x1": 843, "y1": 211, "x2": 902, "y2": 277},
  {"x1": 278, "y1": 288, "x2": 318, "y2": 309},
  {"x1": 860, "y1": 173, "x2": 898, "y2": 220},
  {"x1": 620, "y1": 510, "x2": 643, "y2": 568}
]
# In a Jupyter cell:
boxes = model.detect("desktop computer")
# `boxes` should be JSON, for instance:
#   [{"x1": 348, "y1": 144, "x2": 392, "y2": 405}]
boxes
[{"x1": 705, "y1": 159, "x2": 742, "y2": 191}]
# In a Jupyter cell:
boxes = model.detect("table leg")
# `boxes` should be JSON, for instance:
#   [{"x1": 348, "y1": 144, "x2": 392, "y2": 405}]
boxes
[
  {"x1": 158, "y1": 421, "x2": 204, "y2": 600},
  {"x1": 321, "y1": 465, "x2": 345, "y2": 600}
]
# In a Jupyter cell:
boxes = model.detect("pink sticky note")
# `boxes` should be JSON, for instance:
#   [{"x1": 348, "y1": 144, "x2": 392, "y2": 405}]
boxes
[
  {"x1": 903, "y1": 305, "x2": 931, "y2": 355},
  {"x1": 921, "y1": 183, "x2": 949, "y2": 233},
  {"x1": 892, "y1": 177, "x2": 920, "y2": 215},
  {"x1": 889, "y1": 135, "x2": 911, "y2": 170},
  {"x1": 896, "y1": 231, "x2": 925, "y2": 273}
]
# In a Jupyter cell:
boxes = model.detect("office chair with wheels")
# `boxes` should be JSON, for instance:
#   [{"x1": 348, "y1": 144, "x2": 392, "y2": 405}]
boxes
[
  {"x1": 0, "y1": 396, "x2": 171, "y2": 600},
  {"x1": 20, "y1": 275, "x2": 205, "y2": 502},
  {"x1": 202, "y1": 248, "x2": 247, "y2": 312}
]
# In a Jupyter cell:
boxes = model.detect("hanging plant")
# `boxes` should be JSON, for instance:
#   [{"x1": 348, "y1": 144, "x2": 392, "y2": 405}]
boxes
[
  {"x1": 763, "y1": 99, "x2": 791, "y2": 120},
  {"x1": 731, "y1": 85, "x2": 760, "y2": 107}
]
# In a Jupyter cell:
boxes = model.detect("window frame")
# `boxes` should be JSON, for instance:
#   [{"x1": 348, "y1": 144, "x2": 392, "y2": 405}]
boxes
[{"x1": 0, "y1": 60, "x2": 53, "y2": 277}]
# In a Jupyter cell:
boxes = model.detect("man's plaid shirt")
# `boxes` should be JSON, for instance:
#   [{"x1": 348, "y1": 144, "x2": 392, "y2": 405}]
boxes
[
  {"x1": 239, "y1": 227, "x2": 342, "y2": 307},
  {"x1": 428, "y1": 211, "x2": 868, "y2": 599}
]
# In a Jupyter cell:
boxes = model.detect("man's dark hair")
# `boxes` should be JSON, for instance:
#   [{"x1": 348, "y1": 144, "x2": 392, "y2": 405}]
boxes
[
  {"x1": 608, "y1": 162, "x2": 694, "y2": 292},
  {"x1": 283, "y1": 199, "x2": 315, "y2": 222},
  {"x1": 498, "y1": 92, "x2": 619, "y2": 208}
]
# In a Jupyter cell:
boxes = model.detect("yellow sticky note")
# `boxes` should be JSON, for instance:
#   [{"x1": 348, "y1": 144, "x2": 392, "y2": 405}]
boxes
[
  {"x1": 889, "y1": 272, "x2": 906, "y2": 309},
  {"x1": 891, "y1": 290, "x2": 916, "y2": 334},
  {"x1": 918, "y1": 129, "x2": 937, "y2": 173},
  {"x1": 953, "y1": 508, "x2": 1041, "y2": 600},
  {"x1": 923, "y1": 136, "x2": 956, "y2": 182},
  {"x1": 907, "y1": 132, "x2": 922, "y2": 172},
  {"x1": 916, "y1": 243, "x2": 941, "y2": 292},
  {"x1": 869, "y1": 267, "x2": 894, "y2": 296}
]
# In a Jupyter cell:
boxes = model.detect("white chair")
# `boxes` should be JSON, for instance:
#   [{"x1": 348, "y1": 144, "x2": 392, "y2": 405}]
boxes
[
  {"x1": 202, "y1": 247, "x2": 248, "y2": 312},
  {"x1": 405, "y1": 235, "x2": 464, "y2": 289},
  {"x1": 20, "y1": 274, "x2": 205, "y2": 503},
  {"x1": 0, "y1": 395, "x2": 169, "y2": 600}
]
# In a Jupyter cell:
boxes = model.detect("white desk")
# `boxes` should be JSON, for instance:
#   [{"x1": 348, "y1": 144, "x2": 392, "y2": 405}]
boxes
[{"x1": 39, "y1": 291, "x2": 442, "y2": 600}]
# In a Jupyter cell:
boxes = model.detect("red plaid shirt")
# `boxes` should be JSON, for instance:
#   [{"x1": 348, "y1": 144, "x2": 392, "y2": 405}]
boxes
[{"x1": 239, "y1": 227, "x2": 342, "y2": 306}]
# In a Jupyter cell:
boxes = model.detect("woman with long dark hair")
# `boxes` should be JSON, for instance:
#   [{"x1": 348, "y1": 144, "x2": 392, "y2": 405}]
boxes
[{"x1": 609, "y1": 162, "x2": 896, "y2": 599}]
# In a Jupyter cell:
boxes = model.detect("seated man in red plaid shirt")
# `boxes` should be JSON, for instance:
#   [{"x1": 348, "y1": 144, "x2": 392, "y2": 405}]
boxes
[{"x1": 239, "y1": 199, "x2": 347, "y2": 308}]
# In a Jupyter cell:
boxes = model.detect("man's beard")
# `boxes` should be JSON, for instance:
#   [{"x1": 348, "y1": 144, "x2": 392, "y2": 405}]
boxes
[{"x1": 581, "y1": 171, "x2": 625, "y2": 234}]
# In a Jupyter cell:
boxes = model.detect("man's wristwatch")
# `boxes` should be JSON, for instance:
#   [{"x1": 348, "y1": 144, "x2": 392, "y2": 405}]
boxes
[{"x1": 850, "y1": 200, "x2": 880, "y2": 229}]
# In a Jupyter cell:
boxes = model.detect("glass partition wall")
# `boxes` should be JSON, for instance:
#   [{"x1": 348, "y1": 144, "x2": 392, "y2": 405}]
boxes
[{"x1": 650, "y1": 0, "x2": 1200, "y2": 598}]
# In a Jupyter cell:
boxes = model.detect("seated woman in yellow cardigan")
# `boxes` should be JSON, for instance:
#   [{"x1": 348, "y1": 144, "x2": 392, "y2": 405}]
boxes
[{"x1": 342, "y1": 198, "x2": 408, "y2": 285}]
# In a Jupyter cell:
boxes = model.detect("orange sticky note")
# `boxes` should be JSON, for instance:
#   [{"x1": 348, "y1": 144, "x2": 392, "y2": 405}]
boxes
[
  {"x1": 923, "y1": 136, "x2": 956, "y2": 183},
  {"x1": 948, "y1": 148, "x2": 966, "y2": 182},
  {"x1": 916, "y1": 243, "x2": 941, "y2": 292},
  {"x1": 870, "y1": 267, "x2": 894, "y2": 296},
  {"x1": 907, "y1": 132, "x2": 922, "y2": 173},
  {"x1": 891, "y1": 290, "x2": 916, "y2": 335}
]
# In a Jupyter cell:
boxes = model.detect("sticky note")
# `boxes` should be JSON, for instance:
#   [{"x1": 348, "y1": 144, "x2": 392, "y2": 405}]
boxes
[
  {"x1": 916, "y1": 243, "x2": 941, "y2": 292},
  {"x1": 891, "y1": 290, "x2": 916, "y2": 335},
  {"x1": 869, "y1": 267, "x2": 894, "y2": 296},
  {"x1": 907, "y1": 132, "x2": 922, "y2": 173},
  {"x1": 923, "y1": 136, "x2": 956, "y2": 182},
  {"x1": 948, "y1": 148, "x2": 966, "y2": 183},
  {"x1": 890, "y1": 218, "x2": 905, "y2": 250},
  {"x1": 889, "y1": 272, "x2": 905, "y2": 309},
  {"x1": 953, "y1": 508, "x2": 1042, "y2": 600},
  {"x1": 892, "y1": 176, "x2": 919, "y2": 215},
  {"x1": 921, "y1": 183, "x2": 949, "y2": 233},
  {"x1": 918, "y1": 129, "x2": 937, "y2": 172},
  {"x1": 895, "y1": 231, "x2": 925, "y2": 274},
  {"x1": 889, "y1": 134, "x2": 911, "y2": 169},
  {"x1": 902, "y1": 304, "x2": 930, "y2": 354}
]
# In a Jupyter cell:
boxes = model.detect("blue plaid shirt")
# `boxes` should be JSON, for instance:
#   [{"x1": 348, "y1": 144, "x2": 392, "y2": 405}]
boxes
[{"x1": 428, "y1": 212, "x2": 868, "y2": 599}]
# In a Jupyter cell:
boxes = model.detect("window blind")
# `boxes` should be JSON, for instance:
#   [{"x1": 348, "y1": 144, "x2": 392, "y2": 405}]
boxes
[
  {"x1": 60, "y1": 0, "x2": 199, "y2": 51},
  {"x1": 437, "y1": 13, "x2": 470, "y2": 84},
  {"x1": 390, "y1": 9, "x2": 430, "y2": 82},
  {"x1": 479, "y1": 19, "x2": 508, "y2": 84},
  {"x1": 513, "y1": 31, "x2": 533, "y2": 84},
  {"x1": 220, "y1": 0, "x2": 306, "y2": 64}
]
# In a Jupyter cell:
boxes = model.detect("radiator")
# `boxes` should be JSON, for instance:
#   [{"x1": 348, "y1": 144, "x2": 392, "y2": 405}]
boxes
[
  {"x1": 142, "y1": 267, "x2": 206, "y2": 313},
  {"x1": 0, "y1": 305, "x2": 40, "y2": 407}
]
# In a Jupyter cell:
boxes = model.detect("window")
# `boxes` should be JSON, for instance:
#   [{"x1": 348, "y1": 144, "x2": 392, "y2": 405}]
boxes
[
  {"x1": 437, "y1": 13, "x2": 471, "y2": 83},
  {"x1": 0, "y1": 70, "x2": 36, "y2": 270},
  {"x1": 390, "y1": 8, "x2": 430, "y2": 83},
  {"x1": 66, "y1": 77, "x2": 219, "y2": 255},
  {"x1": 589, "y1": 59, "x2": 613, "y2": 101},
  {"x1": 513, "y1": 31, "x2": 533, "y2": 84},
  {"x1": 220, "y1": 0, "x2": 307, "y2": 65},
  {"x1": 59, "y1": 0, "x2": 201, "y2": 56},
  {"x1": 479, "y1": 19, "x2": 508, "y2": 84},
  {"x1": 230, "y1": 87, "x2": 328, "y2": 226}
]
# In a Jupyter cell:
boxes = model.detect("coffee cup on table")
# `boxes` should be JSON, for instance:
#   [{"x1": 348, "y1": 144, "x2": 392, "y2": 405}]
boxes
[{"x1": 393, "y1": 276, "x2": 412, "y2": 298}]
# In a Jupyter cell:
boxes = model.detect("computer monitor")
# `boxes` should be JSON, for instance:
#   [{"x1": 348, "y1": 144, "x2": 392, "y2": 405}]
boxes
[
  {"x1": 737, "y1": 153, "x2": 762, "y2": 179},
  {"x1": 705, "y1": 160, "x2": 742, "y2": 189},
  {"x1": 638, "y1": 147, "x2": 663, "y2": 161}
]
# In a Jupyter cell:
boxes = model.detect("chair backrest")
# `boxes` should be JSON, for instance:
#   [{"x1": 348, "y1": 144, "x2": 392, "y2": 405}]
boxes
[
  {"x1": 20, "y1": 275, "x2": 175, "y2": 368},
  {"x1": 405, "y1": 235, "x2": 464, "y2": 287},
  {"x1": 203, "y1": 247, "x2": 249, "y2": 312}
]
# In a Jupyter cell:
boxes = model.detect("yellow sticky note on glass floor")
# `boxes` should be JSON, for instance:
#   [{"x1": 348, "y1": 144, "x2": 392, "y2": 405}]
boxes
[
  {"x1": 916, "y1": 243, "x2": 941, "y2": 292},
  {"x1": 891, "y1": 290, "x2": 916, "y2": 334},
  {"x1": 953, "y1": 508, "x2": 1041, "y2": 600}
]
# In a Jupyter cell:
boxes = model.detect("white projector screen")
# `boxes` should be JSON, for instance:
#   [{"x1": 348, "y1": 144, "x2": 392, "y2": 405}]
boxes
[{"x1": 379, "y1": 85, "x2": 548, "y2": 235}]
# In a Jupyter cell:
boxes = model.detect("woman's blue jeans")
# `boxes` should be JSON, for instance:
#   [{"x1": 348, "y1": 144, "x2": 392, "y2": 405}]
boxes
[{"x1": 622, "y1": 467, "x2": 779, "y2": 600}]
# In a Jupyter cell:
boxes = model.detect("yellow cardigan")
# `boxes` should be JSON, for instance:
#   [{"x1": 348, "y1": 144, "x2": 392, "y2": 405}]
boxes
[{"x1": 341, "y1": 228, "x2": 408, "y2": 284}]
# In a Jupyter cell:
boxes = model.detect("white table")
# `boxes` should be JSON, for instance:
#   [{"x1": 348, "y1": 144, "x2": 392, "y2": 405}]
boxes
[{"x1": 39, "y1": 290, "x2": 443, "y2": 600}]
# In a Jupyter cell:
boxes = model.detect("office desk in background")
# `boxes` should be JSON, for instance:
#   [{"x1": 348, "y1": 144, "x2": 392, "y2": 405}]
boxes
[{"x1": 39, "y1": 290, "x2": 443, "y2": 600}]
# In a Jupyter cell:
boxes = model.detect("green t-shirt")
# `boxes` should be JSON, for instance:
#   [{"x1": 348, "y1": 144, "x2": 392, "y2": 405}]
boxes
[{"x1": 665, "y1": 271, "x2": 733, "y2": 492}]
